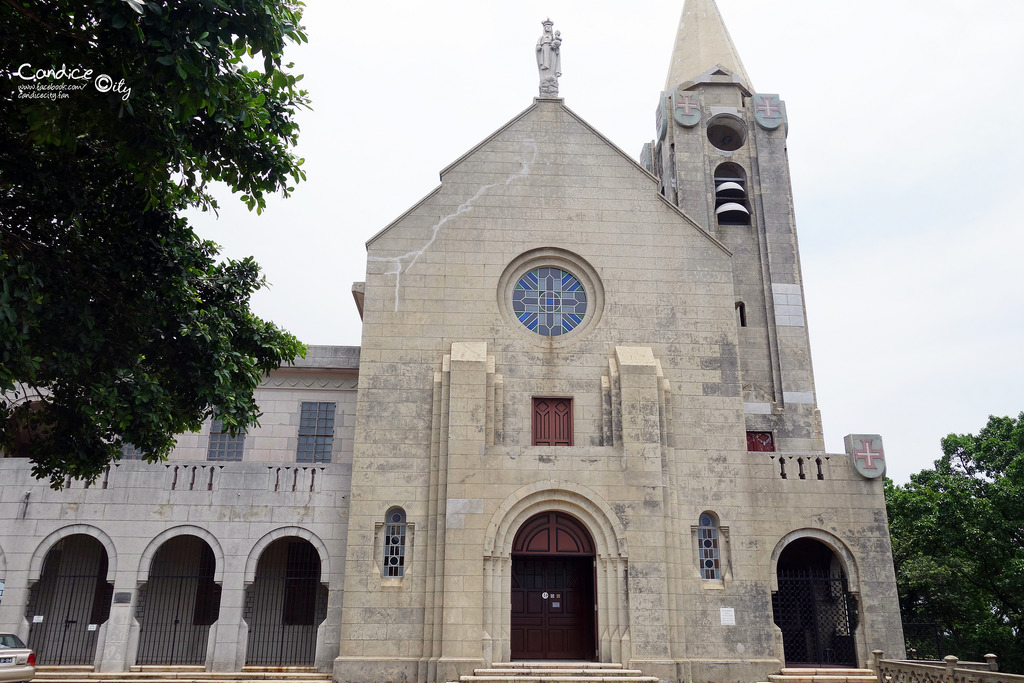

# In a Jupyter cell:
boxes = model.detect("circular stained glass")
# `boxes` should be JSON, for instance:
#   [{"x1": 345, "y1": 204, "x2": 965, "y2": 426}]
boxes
[{"x1": 512, "y1": 267, "x2": 587, "y2": 336}]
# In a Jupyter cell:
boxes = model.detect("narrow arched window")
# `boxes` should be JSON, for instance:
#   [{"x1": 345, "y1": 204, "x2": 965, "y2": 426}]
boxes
[
  {"x1": 698, "y1": 513, "x2": 722, "y2": 580},
  {"x1": 735, "y1": 301, "x2": 747, "y2": 327},
  {"x1": 383, "y1": 508, "x2": 407, "y2": 578}
]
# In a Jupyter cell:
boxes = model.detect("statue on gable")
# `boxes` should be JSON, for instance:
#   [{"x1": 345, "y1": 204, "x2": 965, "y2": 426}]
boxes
[{"x1": 536, "y1": 19, "x2": 562, "y2": 97}]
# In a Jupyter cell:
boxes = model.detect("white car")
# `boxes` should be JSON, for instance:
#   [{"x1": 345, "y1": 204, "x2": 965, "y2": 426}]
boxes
[{"x1": 0, "y1": 633, "x2": 35, "y2": 683}]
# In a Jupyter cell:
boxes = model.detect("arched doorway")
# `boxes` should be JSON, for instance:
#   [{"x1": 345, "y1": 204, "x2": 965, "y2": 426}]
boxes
[
  {"x1": 772, "y1": 538, "x2": 858, "y2": 667},
  {"x1": 27, "y1": 535, "x2": 112, "y2": 665},
  {"x1": 136, "y1": 536, "x2": 220, "y2": 666},
  {"x1": 510, "y1": 511, "x2": 595, "y2": 660},
  {"x1": 244, "y1": 538, "x2": 326, "y2": 666}
]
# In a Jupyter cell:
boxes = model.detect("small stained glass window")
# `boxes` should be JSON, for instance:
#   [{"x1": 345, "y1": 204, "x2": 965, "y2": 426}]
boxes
[
  {"x1": 698, "y1": 513, "x2": 722, "y2": 580},
  {"x1": 383, "y1": 508, "x2": 407, "y2": 578},
  {"x1": 513, "y1": 267, "x2": 587, "y2": 336}
]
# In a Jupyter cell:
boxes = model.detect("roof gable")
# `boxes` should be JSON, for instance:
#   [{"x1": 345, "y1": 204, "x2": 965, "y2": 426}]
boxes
[{"x1": 367, "y1": 99, "x2": 729, "y2": 257}]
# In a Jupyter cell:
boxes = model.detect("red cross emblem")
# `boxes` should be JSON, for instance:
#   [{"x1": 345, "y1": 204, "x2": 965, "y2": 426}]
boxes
[
  {"x1": 676, "y1": 93, "x2": 697, "y2": 116},
  {"x1": 846, "y1": 433, "x2": 885, "y2": 479},
  {"x1": 756, "y1": 96, "x2": 782, "y2": 119},
  {"x1": 853, "y1": 439, "x2": 882, "y2": 469},
  {"x1": 673, "y1": 91, "x2": 701, "y2": 127},
  {"x1": 754, "y1": 93, "x2": 785, "y2": 131}
]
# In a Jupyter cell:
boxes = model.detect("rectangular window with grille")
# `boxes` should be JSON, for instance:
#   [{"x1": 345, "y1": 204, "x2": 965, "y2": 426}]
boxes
[
  {"x1": 532, "y1": 397, "x2": 573, "y2": 446},
  {"x1": 297, "y1": 402, "x2": 336, "y2": 463},
  {"x1": 207, "y1": 419, "x2": 245, "y2": 461},
  {"x1": 120, "y1": 443, "x2": 144, "y2": 460}
]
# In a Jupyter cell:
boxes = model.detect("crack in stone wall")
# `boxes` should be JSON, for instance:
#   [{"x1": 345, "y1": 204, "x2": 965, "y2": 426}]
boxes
[{"x1": 369, "y1": 139, "x2": 538, "y2": 311}]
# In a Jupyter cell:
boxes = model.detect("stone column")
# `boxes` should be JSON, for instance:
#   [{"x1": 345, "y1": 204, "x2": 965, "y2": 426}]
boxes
[{"x1": 438, "y1": 342, "x2": 489, "y2": 681}]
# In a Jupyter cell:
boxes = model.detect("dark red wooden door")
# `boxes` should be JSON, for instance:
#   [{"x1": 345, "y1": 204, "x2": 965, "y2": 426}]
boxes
[
  {"x1": 510, "y1": 512, "x2": 595, "y2": 660},
  {"x1": 511, "y1": 557, "x2": 593, "y2": 659}
]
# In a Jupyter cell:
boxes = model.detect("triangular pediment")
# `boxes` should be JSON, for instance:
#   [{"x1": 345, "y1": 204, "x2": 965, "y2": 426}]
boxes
[
  {"x1": 367, "y1": 99, "x2": 729, "y2": 258},
  {"x1": 675, "y1": 64, "x2": 752, "y2": 96}
]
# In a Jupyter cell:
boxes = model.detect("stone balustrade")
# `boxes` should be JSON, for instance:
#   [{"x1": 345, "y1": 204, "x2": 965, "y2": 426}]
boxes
[{"x1": 873, "y1": 650, "x2": 1022, "y2": 683}]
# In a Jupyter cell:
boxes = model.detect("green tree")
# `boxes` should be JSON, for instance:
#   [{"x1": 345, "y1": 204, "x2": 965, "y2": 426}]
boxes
[
  {"x1": 0, "y1": 0, "x2": 309, "y2": 486},
  {"x1": 886, "y1": 413, "x2": 1024, "y2": 672}
]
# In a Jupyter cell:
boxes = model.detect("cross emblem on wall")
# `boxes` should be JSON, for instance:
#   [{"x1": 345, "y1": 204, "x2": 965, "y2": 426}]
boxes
[
  {"x1": 853, "y1": 439, "x2": 882, "y2": 469},
  {"x1": 676, "y1": 93, "x2": 697, "y2": 116},
  {"x1": 844, "y1": 433, "x2": 886, "y2": 479},
  {"x1": 755, "y1": 96, "x2": 781, "y2": 119}
]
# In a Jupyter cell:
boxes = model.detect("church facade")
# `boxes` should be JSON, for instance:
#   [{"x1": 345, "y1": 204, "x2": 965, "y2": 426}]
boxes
[{"x1": 0, "y1": 3, "x2": 905, "y2": 682}]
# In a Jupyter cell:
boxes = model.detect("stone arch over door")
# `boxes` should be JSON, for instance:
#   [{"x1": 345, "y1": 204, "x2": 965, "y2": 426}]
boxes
[
  {"x1": 244, "y1": 527, "x2": 331, "y2": 583},
  {"x1": 29, "y1": 525, "x2": 117, "y2": 582},
  {"x1": 137, "y1": 525, "x2": 225, "y2": 585},
  {"x1": 768, "y1": 529, "x2": 859, "y2": 592},
  {"x1": 769, "y1": 530, "x2": 862, "y2": 668},
  {"x1": 484, "y1": 481, "x2": 629, "y2": 665}
]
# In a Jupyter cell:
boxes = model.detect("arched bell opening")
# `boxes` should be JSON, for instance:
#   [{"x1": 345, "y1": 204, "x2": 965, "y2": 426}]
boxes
[
  {"x1": 714, "y1": 162, "x2": 752, "y2": 226},
  {"x1": 771, "y1": 537, "x2": 859, "y2": 667},
  {"x1": 510, "y1": 511, "x2": 596, "y2": 661}
]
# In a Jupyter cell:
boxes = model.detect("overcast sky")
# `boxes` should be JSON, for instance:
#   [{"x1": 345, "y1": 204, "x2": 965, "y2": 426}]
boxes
[{"x1": 191, "y1": 0, "x2": 1024, "y2": 484}]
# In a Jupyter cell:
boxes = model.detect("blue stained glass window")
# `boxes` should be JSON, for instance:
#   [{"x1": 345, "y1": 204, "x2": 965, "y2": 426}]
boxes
[
  {"x1": 698, "y1": 514, "x2": 721, "y2": 580},
  {"x1": 512, "y1": 267, "x2": 587, "y2": 336}
]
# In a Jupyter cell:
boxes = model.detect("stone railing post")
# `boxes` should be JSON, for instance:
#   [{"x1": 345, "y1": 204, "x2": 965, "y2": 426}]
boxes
[
  {"x1": 943, "y1": 655, "x2": 958, "y2": 683},
  {"x1": 871, "y1": 650, "x2": 884, "y2": 680},
  {"x1": 984, "y1": 654, "x2": 998, "y2": 672}
]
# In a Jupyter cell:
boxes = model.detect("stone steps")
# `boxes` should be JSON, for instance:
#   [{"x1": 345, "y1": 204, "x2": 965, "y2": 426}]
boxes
[
  {"x1": 32, "y1": 667, "x2": 330, "y2": 683},
  {"x1": 456, "y1": 661, "x2": 657, "y2": 683}
]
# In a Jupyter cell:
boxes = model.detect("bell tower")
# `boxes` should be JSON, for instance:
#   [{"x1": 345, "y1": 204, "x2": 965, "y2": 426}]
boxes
[{"x1": 643, "y1": 0, "x2": 823, "y2": 452}]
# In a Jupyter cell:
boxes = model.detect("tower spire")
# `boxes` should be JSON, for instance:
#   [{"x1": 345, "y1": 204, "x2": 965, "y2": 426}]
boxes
[{"x1": 664, "y1": 0, "x2": 752, "y2": 91}]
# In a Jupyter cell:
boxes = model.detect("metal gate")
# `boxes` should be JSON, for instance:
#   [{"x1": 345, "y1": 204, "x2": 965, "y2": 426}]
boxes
[
  {"x1": 772, "y1": 569, "x2": 858, "y2": 667},
  {"x1": 244, "y1": 540, "x2": 326, "y2": 666},
  {"x1": 26, "y1": 535, "x2": 112, "y2": 665},
  {"x1": 136, "y1": 536, "x2": 221, "y2": 666}
]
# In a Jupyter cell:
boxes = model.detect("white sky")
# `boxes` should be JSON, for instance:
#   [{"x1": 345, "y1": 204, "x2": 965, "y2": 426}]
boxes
[{"x1": 191, "y1": 0, "x2": 1024, "y2": 484}]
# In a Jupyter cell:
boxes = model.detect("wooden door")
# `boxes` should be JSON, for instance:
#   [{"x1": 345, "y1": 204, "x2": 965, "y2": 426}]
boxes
[{"x1": 511, "y1": 556, "x2": 593, "y2": 659}]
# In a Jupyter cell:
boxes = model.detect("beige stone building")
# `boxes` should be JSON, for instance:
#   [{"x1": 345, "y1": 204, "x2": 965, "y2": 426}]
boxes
[{"x1": 0, "y1": 2, "x2": 905, "y2": 682}]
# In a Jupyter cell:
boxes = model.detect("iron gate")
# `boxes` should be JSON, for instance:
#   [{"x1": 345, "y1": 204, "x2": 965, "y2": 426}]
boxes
[
  {"x1": 244, "y1": 540, "x2": 326, "y2": 666},
  {"x1": 27, "y1": 536, "x2": 112, "y2": 665},
  {"x1": 773, "y1": 569, "x2": 859, "y2": 667},
  {"x1": 136, "y1": 537, "x2": 221, "y2": 666}
]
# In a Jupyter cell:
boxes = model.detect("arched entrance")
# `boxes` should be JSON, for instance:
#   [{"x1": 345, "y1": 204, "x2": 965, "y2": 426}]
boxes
[
  {"x1": 510, "y1": 511, "x2": 595, "y2": 660},
  {"x1": 772, "y1": 538, "x2": 858, "y2": 667},
  {"x1": 136, "y1": 536, "x2": 220, "y2": 665},
  {"x1": 27, "y1": 535, "x2": 112, "y2": 665},
  {"x1": 244, "y1": 537, "x2": 326, "y2": 666}
]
